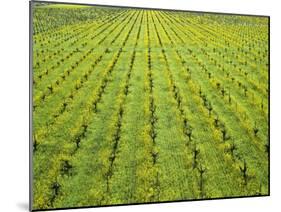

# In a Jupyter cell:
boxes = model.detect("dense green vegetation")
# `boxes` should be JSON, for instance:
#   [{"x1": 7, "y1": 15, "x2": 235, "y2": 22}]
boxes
[{"x1": 32, "y1": 3, "x2": 269, "y2": 210}]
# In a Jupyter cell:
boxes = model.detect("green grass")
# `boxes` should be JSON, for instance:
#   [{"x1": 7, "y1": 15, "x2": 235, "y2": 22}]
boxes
[
  {"x1": 35, "y1": 3, "x2": 93, "y2": 9},
  {"x1": 32, "y1": 3, "x2": 269, "y2": 210}
]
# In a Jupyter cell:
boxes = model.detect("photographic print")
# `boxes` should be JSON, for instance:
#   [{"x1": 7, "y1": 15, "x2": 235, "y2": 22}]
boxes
[{"x1": 30, "y1": 1, "x2": 269, "y2": 210}]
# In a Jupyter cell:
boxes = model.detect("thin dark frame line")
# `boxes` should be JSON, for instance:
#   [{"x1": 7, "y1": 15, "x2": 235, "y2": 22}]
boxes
[
  {"x1": 31, "y1": 0, "x2": 270, "y2": 18},
  {"x1": 29, "y1": 1, "x2": 33, "y2": 211},
  {"x1": 29, "y1": 1, "x2": 270, "y2": 211},
  {"x1": 267, "y1": 16, "x2": 270, "y2": 196}
]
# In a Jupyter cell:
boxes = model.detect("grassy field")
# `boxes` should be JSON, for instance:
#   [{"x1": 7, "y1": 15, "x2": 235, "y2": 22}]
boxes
[{"x1": 32, "y1": 2, "x2": 269, "y2": 210}]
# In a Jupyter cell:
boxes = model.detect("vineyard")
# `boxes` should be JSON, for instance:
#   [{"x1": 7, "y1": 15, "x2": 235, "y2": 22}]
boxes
[{"x1": 32, "y1": 3, "x2": 269, "y2": 210}]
